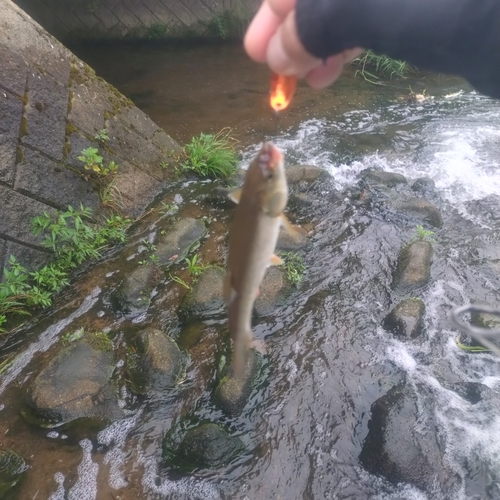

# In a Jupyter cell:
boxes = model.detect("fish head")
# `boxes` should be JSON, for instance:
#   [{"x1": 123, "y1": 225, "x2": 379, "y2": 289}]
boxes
[{"x1": 244, "y1": 142, "x2": 288, "y2": 217}]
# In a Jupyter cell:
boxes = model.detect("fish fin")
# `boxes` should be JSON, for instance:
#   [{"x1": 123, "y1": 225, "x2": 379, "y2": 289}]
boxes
[
  {"x1": 223, "y1": 271, "x2": 237, "y2": 306},
  {"x1": 233, "y1": 331, "x2": 252, "y2": 380},
  {"x1": 228, "y1": 188, "x2": 242, "y2": 204},
  {"x1": 269, "y1": 254, "x2": 284, "y2": 266},
  {"x1": 280, "y1": 214, "x2": 300, "y2": 238}
]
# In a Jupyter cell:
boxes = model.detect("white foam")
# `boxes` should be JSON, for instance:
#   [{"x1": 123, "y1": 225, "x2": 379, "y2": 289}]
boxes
[
  {"x1": 141, "y1": 456, "x2": 222, "y2": 499},
  {"x1": 47, "y1": 472, "x2": 65, "y2": 500},
  {"x1": 97, "y1": 411, "x2": 142, "y2": 490},
  {"x1": 67, "y1": 439, "x2": 98, "y2": 500}
]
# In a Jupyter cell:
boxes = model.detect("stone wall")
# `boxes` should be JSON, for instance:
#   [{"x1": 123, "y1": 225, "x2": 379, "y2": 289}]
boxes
[
  {"x1": 0, "y1": 0, "x2": 182, "y2": 275},
  {"x1": 12, "y1": 0, "x2": 260, "y2": 43}
]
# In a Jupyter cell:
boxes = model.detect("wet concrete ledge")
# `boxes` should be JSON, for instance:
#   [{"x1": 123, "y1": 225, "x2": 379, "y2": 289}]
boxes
[
  {"x1": 12, "y1": 0, "x2": 260, "y2": 43},
  {"x1": 0, "y1": 0, "x2": 182, "y2": 275}
]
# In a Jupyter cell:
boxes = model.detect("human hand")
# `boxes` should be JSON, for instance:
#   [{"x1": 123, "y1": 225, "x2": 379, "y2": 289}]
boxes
[{"x1": 244, "y1": 0, "x2": 363, "y2": 89}]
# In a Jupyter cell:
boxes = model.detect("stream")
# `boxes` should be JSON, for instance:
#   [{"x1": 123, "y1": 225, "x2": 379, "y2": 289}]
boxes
[{"x1": 1, "y1": 43, "x2": 500, "y2": 500}]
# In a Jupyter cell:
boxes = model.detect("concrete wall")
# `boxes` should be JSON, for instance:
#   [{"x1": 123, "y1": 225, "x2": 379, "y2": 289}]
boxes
[
  {"x1": 0, "y1": 0, "x2": 182, "y2": 275},
  {"x1": 12, "y1": 0, "x2": 260, "y2": 43}
]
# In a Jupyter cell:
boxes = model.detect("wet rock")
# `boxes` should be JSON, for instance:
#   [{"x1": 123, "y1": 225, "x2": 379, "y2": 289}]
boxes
[
  {"x1": 23, "y1": 334, "x2": 121, "y2": 428},
  {"x1": 359, "y1": 385, "x2": 457, "y2": 493},
  {"x1": 286, "y1": 164, "x2": 326, "y2": 184},
  {"x1": 206, "y1": 186, "x2": 236, "y2": 207},
  {"x1": 126, "y1": 328, "x2": 185, "y2": 394},
  {"x1": 255, "y1": 266, "x2": 293, "y2": 317},
  {"x1": 393, "y1": 240, "x2": 433, "y2": 291},
  {"x1": 0, "y1": 449, "x2": 28, "y2": 499},
  {"x1": 411, "y1": 177, "x2": 437, "y2": 198},
  {"x1": 361, "y1": 169, "x2": 408, "y2": 188},
  {"x1": 180, "y1": 267, "x2": 225, "y2": 321},
  {"x1": 163, "y1": 422, "x2": 245, "y2": 471},
  {"x1": 449, "y1": 382, "x2": 485, "y2": 405},
  {"x1": 214, "y1": 349, "x2": 263, "y2": 417},
  {"x1": 114, "y1": 264, "x2": 162, "y2": 315},
  {"x1": 156, "y1": 218, "x2": 206, "y2": 269},
  {"x1": 289, "y1": 192, "x2": 316, "y2": 208},
  {"x1": 383, "y1": 298, "x2": 426, "y2": 339},
  {"x1": 471, "y1": 307, "x2": 500, "y2": 330},
  {"x1": 393, "y1": 197, "x2": 443, "y2": 228},
  {"x1": 276, "y1": 226, "x2": 309, "y2": 251}
]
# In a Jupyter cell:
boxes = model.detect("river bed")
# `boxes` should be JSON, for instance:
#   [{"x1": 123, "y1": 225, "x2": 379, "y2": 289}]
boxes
[{"x1": 1, "y1": 42, "x2": 500, "y2": 500}]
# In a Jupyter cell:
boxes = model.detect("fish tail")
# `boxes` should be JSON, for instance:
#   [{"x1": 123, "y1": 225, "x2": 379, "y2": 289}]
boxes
[{"x1": 232, "y1": 331, "x2": 251, "y2": 380}]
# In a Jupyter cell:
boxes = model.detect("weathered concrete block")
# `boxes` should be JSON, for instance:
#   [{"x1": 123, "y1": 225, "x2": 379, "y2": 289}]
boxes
[
  {"x1": 107, "y1": 117, "x2": 166, "y2": 180},
  {"x1": 0, "y1": 184, "x2": 56, "y2": 247},
  {"x1": 0, "y1": 45, "x2": 28, "y2": 96},
  {"x1": 23, "y1": 68, "x2": 68, "y2": 160},
  {"x1": 16, "y1": 147, "x2": 100, "y2": 211},
  {"x1": 65, "y1": 130, "x2": 95, "y2": 171},
  {"x1": 111, "y1": 160, "x2": 165, "y2": 217},
  {"x1": 0, "y1": 91, "x2": 23, "y2": 186},
  {"x1": 69, "y1": 64, "x2": 110, "y2": 136},
  {"x1": 0, "y1": 240, "x2": 6, "y2": 278},
  {"x1": 5, "y1": 239, "x2": 52, "y2": 271}
]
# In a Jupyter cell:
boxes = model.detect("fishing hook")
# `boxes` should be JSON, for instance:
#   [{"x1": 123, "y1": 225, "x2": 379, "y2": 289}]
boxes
[{"x1": 450, "y1": 304, "x2": 500, "y2": 356}]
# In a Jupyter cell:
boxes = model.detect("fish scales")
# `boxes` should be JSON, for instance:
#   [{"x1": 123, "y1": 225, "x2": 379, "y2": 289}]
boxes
[{"x1": 224, "y1": 142, "x2": 290, "y2": 377}]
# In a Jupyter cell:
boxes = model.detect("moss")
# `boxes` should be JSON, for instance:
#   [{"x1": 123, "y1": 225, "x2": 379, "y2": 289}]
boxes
[
  {"x1": 65, "y1": 121, "x2": 78, "y2": 137},
  {"x1": 16, "y1": 146, "x2": 24, "y2": 164},
  {"x1": 20, "y1": 116, "x2": 28, "y2": 137},
  {"x1": 84, "y1": 331, "x2": 112, "y2": 352}
]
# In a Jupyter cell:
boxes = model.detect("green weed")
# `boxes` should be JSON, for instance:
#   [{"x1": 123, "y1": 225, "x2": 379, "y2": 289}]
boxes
[
  {"x1": 414, "y1": 225, "x2": 435, "y2": 242},
  {"x1": 185, "y1": 254, "x2": 207, "y2": 277},
  {"x1": 280, "y1": 252, "x2": 306, "y2": 286},
  {"x1": 159, "y1": 202, "x2": 179, "y2": 217},
  {"x1": 352, "y1": 50, "x2": 417, "y2": 84},
  {"x1": 139, "y1": 239, "x2": 159, "y2": 265},
  {"x1": 94, "y1": 129, "x2": 109, "y2": 142},
  {"x1": 169, "y1": 273, "x2": 191, "y2": 290},
  {"x1": 78, "y1": 147, "x2": 118, "y2": 177},
  {"x1": 182, "y1": 129, "x2": 239, "y2": 180},
  {"x1": 0, "y1": 206, "x2": 130, "y2": 333}
]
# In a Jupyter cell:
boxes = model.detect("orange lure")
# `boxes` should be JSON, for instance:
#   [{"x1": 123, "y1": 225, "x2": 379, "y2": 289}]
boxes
[{"x1": 270, "y1": 73, "x2": 297, "y2": 112}]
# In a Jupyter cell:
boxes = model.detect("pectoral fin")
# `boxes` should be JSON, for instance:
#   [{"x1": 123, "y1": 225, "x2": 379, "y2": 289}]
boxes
[
  {"x1": 228, "y1": 189, "x2": 242, "y2": 204},
  {"x1": 280, "y1": 214, "x2": 300, "y2": 238},
  {"x1": 223, "y1": 271, "x2": 237, "y2": 306}
]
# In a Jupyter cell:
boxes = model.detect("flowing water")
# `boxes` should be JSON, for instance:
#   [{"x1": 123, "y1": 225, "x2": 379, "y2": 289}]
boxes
[{"x1": 2, "y1": 43, "x2": 500, "y2": 499}]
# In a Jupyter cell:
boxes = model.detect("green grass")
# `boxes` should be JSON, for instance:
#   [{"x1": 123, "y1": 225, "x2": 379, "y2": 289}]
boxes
[
  {"x1": 182, "y1": 129, "x2": 239, "y2": 180},
  {"x1": 0, "y1": 205, "x2": 130, "y2": 333},
  {"x1": 352, "y1": 50, "x2": 417, "y2": 84},
  {"x1": 279, "y1": 252, "x2": 306, "y2": 286},
  {"x1": 414, "y1": 224, "x2": 435, "y2": 242}
]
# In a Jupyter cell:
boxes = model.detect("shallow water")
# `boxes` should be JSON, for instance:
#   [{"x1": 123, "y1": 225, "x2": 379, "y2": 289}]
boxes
[{"x1": 2, "y1": 43, "x2": 500, "y2": 499}]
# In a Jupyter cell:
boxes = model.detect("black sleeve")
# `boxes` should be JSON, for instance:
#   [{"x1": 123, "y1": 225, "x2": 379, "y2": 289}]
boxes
[{"x1": 296, "y1": 0, "x2": 500, "y2": 98}]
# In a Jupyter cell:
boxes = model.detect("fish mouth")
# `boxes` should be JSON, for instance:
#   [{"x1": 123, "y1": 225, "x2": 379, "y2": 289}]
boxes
[{"x1": 258, "y1": 142, "x2": 283, "y2": 175}]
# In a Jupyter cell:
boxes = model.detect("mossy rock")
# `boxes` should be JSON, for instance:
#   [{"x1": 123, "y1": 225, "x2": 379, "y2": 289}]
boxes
[
  {"x1": 126, "y1": 328, "x2": 186, "y2": 394},
  {"x1": 383, "y1": 298, "x2": 426, "y2": 339},
  {"x1": 0, "y1": 450, "x2": 28, "y2": 499},
  {"x1": 214, "y1": 349, "x2": 263, "y2": 417},
  {"x1": 163, "y1": 422, "x2": 244, "y2": 471},
  {"x1": 180, "y1": 266, "x2": 226, "y2": 321},
  {"x1": 393, "y1": 240, "x2": 433, "y2": 291},
  {"x1": 22, "y1": 341, "x2": 121, "y2": 429}
]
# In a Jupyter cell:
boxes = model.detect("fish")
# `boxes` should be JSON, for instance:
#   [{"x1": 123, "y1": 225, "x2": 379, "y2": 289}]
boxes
[
  {"x1": 270, "y1": 73, "x2": 297, "y2": 112},
  {"x1": 224, "y1": 142, "x2": 293, "y2": 378}
]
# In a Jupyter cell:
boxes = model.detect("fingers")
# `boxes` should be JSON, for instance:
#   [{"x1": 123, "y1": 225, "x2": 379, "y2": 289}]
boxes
[
  {"x1": 267, "y1": 11, "x2": 321, "y2": 77},
  {"x1": 305, "y1": 48, "x2": 364, "y2": 89},
  {"x1": 244, "y1": 2, "x2": 282, "y2": 63}
]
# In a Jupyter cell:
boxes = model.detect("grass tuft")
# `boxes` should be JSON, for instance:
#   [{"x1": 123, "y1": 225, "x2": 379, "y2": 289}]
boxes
[
  {"x1": 182, "y1": 129, "x2": 239, "y2": 180},
  {"x1": 352, "y1": 50, "x2": 417, "y2": 84}
]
